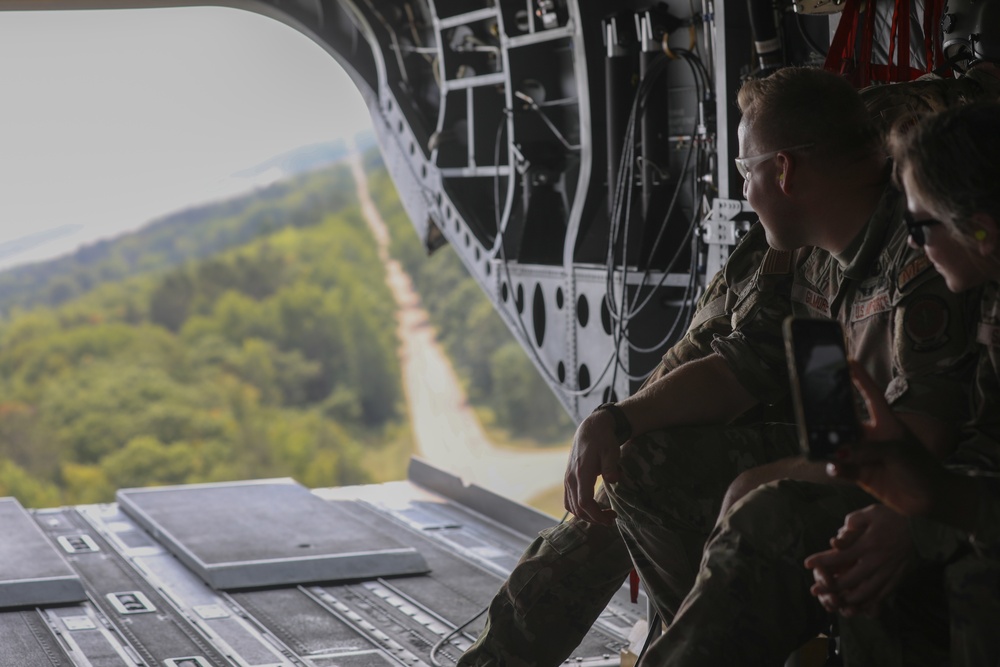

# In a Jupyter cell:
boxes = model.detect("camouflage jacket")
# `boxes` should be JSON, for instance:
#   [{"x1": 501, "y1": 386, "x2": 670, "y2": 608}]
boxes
[
  {"x1": 713, "y1": 185, "x2": 979, "y2": 420},
  {"x1": 892, "y1": 279, "x2": 1000, "y2": 562},
  {"x1": 648, "y1": 222, "x2": 772, "y2": 383},
  {"x1": 951, "y1": 281, "x2": 1000, "y2": 553}
]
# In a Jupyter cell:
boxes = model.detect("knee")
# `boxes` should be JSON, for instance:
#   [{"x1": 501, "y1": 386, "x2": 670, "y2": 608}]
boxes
[
  {"x1": 718, "y1": 482, "x2": 806, "y2": 553},
  {"x1": 719, "y1": 468, "x2": 763, "y2": 517},
  {"x1": 720, "y1": 457, "x2": 808, "y2": 518}
]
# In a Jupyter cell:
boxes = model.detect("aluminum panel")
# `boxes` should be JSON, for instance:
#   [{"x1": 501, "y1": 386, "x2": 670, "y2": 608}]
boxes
[{"x1": 117, "y1": 479, "x2": 429, "y2": 590}]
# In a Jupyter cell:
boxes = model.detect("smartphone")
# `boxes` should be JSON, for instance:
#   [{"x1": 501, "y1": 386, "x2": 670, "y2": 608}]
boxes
[{"x1": 783, "y1": 316, "x2": 862, "y2": 460}]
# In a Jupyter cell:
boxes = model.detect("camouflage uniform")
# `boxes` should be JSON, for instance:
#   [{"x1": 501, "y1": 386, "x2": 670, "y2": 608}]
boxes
[
  {"x1": 463, "y1": 71, "x2": 1000, "y2": 667},
  {"x1": 457, "y1": 224, "x2": 781, "y2": 667},
  {"x1": 895, "y1": 280, "x2": 1000, "y2": 667},
  {"x1": 633, "y1": 186, "x2": 979, "y2": 666}
]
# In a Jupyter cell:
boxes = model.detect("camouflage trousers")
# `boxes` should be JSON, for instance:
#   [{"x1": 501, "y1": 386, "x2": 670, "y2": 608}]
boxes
[
  {"x1": 639, "y1": 479, "x2": 877, "y2": 666},
  {"x1": 844, "y1": 482, "x2": 1000, "y2": 667},
  {"x1": 457, "y1": 422, "x2": 800, "y2": 667},
  {"x1": 834, "y1": 518, "x2": 1000, "y2": 667},
  {"x1": 842, "y1": 550, "x2": 1000, "y2": 667},
  {"x1": 642, "y1": 479, "x2": 1000, "y2": 666},
  {"x1": 456, "y1": 485, "x2": 632, "y2": 667},
  {"x1": 606, "y1": 423, "x2": 801, "y2": 624},
  {"x1": 944, "y1": 548, "x2": 1000, "y2": 666}
]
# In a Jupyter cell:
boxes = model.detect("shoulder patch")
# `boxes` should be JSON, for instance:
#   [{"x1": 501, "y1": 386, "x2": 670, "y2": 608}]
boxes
[
  {"x1": 897, "y1": 254, "x2": 933, "y2": 291},
  {"x1": 760, "y1": 248, "x2": 793, "y2": 275}
]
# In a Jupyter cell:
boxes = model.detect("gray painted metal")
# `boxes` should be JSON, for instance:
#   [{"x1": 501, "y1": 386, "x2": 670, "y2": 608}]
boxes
[
  {"x1": 408, "y1": 456, "x2": 558, "y2": 537},
  {"x1": 0, "y1": 465, "x2": 638, "y2": 666},
  {"x1": 117, "y1": 478, "x2": 430, "y2": 590},
  {"x1": 0, "y1": 498, "x2": 85, "y2": 609}
]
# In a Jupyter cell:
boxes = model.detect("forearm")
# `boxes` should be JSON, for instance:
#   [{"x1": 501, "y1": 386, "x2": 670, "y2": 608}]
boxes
[{"x1": 617, "y1": 354, "x2": 758, "y2": 437}]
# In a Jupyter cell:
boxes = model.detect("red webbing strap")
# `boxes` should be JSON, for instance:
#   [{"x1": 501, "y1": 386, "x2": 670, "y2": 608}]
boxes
[
  {"x1": 829, "y1": 0, "x2": 938, "y2": 85},
  {"x1": 630, "y1": 567, "x2": 640, "y2": 604},
  {"x1": 824, "y1": 0, "x2": 862, "y2": 81}
]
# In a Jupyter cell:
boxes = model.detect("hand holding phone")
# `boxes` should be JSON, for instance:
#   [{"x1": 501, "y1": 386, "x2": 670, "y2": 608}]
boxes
[{"x1": 783, "y1": 317, "x2": 862, "y2": 460}]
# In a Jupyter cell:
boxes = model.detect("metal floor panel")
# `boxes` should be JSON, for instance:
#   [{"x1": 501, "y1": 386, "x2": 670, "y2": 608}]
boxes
[
  {"x1": 229, "y1": 587, "x2": 376, "y2": 656},
  {"x1": 0, "y1": 611, "x2": 72, "y2": 667},
  {"x1": 117, "y1": 478, "x2": 430, "y2": 589},
  {"x1": 315, "y1": 474, "x2": 637, "y2": 665},
  {"x1": 7, "y1": 462, "x2": 637, "y2": 666},
  {"x1": 33, "y1": 509, "x2": 238, "y2": 667},
  {"x1": 0, "y1": 499, "x2": 85, "y2": 609}
]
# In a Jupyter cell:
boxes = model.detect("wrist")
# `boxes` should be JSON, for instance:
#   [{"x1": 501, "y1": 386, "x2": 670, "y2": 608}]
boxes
[{"x1": 593, "y1": 402, "x2": 633, "y2": 445}]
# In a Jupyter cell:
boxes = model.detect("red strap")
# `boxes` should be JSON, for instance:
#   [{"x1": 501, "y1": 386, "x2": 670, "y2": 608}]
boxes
[
  {"x1": 828, "y1": 0, "x2": 937, "y2": 85},
  {"x1": 825, "y1": 0, "x2": 862, "y2": 81},
  {"x1": 629, "y1": 567, "x2": 640, "y2": 604}
]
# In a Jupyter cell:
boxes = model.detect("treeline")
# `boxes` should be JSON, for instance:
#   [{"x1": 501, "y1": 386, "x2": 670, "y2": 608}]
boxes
[
  {"x1": 364, "y1": 152, "x2": 574, "y2": 441},
  {"x1": 0, "y1": 165, "x2": 404, "y2": 508},
  {"x1": 0, "y1": 168, "x2": 357, "y2": 315}
]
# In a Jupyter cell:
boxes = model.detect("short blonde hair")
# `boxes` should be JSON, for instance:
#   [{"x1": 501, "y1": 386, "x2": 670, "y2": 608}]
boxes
[
  {"x1": 890, "y1": 102, "x2": 1000, "y2": 243},
  {"x1": 737, "y1": 67, "x2": 878, "y2": 164}
]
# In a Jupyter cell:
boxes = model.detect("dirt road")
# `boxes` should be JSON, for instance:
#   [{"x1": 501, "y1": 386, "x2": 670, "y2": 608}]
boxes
[{"x1": 349, "y1": 155, "x2": 569, "y2": 504}]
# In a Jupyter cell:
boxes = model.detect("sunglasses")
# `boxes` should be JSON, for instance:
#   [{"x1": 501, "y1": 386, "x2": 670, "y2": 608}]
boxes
[
  {"x1": 734, "y1": 143, "x2": 815, "y2": 181},
  {"x1": 903, "y1": 209, "x2": 943, "y2": 247}
]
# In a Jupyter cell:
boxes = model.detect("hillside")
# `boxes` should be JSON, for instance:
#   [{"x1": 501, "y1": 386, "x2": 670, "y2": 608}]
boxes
[
  {"x1": 0, "y1": 166, "x2": 358, "y2": 316},
  {"x1": 0, "y1": 154, "x2": 573, "y2": 510},
  {"x1": 0, "y1": 164, "x2": 405, "y2": 507}
]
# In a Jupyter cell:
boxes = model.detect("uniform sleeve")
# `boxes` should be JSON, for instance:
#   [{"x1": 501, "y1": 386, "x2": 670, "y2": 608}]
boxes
[
  {"x1": 656, "y1": 225, "x2": 771, "y2": 379},
  {"x1": 658, "y1": 267, "x2": 736, "y2": 375},
  {"x1": 711, "y1": 297, "x2": 792, "y2": 405},
  {"x1": 710, "y1": 242, "x2": 795, "y2": 406},
  {"x1": 885, "y1": 248, "x2": 980, "y2": 421}
]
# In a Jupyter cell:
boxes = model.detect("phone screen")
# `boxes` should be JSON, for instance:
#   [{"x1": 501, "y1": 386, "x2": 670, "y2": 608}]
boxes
[{"x1": 784, "y1": 317, "x2": 861, "y2": 460}]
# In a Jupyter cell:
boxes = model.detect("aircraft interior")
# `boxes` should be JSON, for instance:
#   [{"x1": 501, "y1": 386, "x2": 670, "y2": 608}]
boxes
[{"x1": 0, "y1": 0, "x2": 961, "y2": 665}]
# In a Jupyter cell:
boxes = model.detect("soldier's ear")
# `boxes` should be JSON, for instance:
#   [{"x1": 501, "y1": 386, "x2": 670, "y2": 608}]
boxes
[{"x1": 775, "y1": 152, "x2": 794, "y2": 195}]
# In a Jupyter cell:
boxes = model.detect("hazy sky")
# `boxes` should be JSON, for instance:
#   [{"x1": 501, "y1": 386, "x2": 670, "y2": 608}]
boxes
[{"x1": 0, "y1": 6, "x2": 373, "y2": 268}]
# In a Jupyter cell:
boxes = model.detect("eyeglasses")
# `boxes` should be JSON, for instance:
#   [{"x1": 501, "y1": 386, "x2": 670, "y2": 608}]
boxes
[
  {"x1": 903, "y1": 209, "x2": 943, "y2": 247},
  {"x1": 734, "y1": 143, "x2": 816, "y2": 181}
]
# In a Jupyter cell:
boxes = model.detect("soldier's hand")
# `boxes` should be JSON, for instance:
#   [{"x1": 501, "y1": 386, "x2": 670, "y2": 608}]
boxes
[
  {"x1": 804, "y1": 504, "x2": 914, "y2": 617},
  {"x1": 848, "y1": 360, "x2": 909, "y2": 442},
  {"x1": 564, "y1": 410, "x2": 622, "y2": 525},
  {"x1": 828, "y1": 440, "x2": 944, "y2": 517}
]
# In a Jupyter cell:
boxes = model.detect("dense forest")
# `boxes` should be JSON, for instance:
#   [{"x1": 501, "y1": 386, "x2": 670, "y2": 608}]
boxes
[
  {"x1": 364, "y1": 151, "x2": 574, "y2": 441},
  {"x1": 0, "y1": 153, "x2": 572, "y2": 509},
  {"x1": 0, "y1": 165, "x2": 404, "y2": 507}
]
